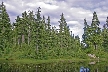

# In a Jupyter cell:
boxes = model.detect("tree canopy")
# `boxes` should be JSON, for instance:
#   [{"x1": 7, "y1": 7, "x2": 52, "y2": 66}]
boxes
[{"x1": 0, "y1": 2, "x2": 108, "y2": 60}]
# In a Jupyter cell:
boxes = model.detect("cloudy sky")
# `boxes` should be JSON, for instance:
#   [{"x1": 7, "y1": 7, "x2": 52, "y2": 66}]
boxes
[{"x1": 1, "y1": 0, "x2": 108, "y2": 40}]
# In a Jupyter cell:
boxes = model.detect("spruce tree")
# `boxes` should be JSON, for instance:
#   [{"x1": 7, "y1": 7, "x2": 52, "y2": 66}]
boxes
[
  {"x1": 14, "y1": 11, "x2": 28, "y2": 46},
  {"x1": 32, "y1": 7, "x2": 43, "y2": 55},
  {"x1": 102, "y1": 17, "x2": 108, "y2": 51},
  {"x1": 26, "y1": 11, "x2": 34, "y2": 45},
  {"x1": 13, "y1": 16, "x2": 22, "y2": 45},
  {"x1": 0, "y1": 2, "x2": 12, "y2": 50},
  {"x1": 82, "y1": 12, "x2": 102, "y2": 50},
  {"x1": 82, "y1": 19, "x2": 90, "y2": 48},
  {"x1": 90, "y1": 12, "x2": 102, "y2": 50},
  {"x1": 64, "y1": 24, "x2": 70, "y2": 50},
  {"x1": 46, "y1": 16, "x2": 52, "y2": 49},
  {"x1": 58, "y1": 13, "x2": 66, "y2": 48},
  {"x1": 51, "y1": 26, "x2": 58, "y2": 48}
]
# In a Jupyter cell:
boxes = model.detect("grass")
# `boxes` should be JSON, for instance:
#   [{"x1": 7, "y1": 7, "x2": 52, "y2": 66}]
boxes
[
  {"x1": 13, "y1": 58, "x2": 84, "y2": 64},
  {"x1": 0, "y1": 57, "x2": 106, "y2": 64}
]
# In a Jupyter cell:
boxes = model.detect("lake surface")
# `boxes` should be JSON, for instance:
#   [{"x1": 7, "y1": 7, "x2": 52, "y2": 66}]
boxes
[{"x1": 0, "y1": 60, "x2": 108, "y2": 72}]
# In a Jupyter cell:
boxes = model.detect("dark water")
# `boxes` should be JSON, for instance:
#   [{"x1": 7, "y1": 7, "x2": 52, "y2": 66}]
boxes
[{"x1": 0, "y1": 60, "x2": 108, "y2": 72}]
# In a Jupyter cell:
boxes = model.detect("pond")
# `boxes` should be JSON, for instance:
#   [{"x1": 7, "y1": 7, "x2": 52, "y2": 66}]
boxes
[{"x1": 0, "y1": 60, "x2": 108, "y2": 72}]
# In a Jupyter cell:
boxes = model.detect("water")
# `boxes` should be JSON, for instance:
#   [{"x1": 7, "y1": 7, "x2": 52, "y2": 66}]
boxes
[{"x1": 0, "y1": 60, "x2": 108, "y2": 72}]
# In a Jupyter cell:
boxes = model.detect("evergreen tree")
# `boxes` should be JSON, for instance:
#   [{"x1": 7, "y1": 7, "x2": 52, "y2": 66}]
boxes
[
  {"x1": 58, "y1": 13, "x2": 66, "y2": 48},
  {"x1": 90, "y1": 12, "x2": 102, "y2": 50},
  {"x1": 70, "y1": 31, "x2": 75, "y2": 49},
  {"x1": 13, "y1": 11, "x2": 28, "y2": 46},
  {"x1": 51, "y1": 26, "x2": 58, "y2": 48},
  {"x1": 32, "y1": 7, "x2": 43, "y2": 55},
  {"x1": 64, "y1": 25, "x2": 70, "y2": 50},
  {"x1": 46, "y1": 16, "x2": 52, "y2": 49},
  {"x1": 0, "y1": 2, "x2": 12, "y2": 50},
  {"x1": 13, "y1": 16, "x2": 22, "y2": 45},
  {"x1": 1, "y1": 1, "x2": 107, "y2": 60},
  {"x1": 102, "y1": 17, "x2": 108, "y2": 51},
  {"x1": 82, "y1": 19, "x2": 90, "y2": 48},
  {"x1": 21, "y1": 11, "x2": 28, "y2": 44},
  {"x1": 82, "y1": 12, "x2": 102, "y2": 50},
  {"x1": 26, "y1": 11, "x2": 34, "y2": 45}
]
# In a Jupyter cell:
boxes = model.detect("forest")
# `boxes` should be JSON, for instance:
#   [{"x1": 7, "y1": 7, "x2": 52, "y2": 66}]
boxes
[{"x1": 0, "y1": 2, "x2": 108, "y2": 61}]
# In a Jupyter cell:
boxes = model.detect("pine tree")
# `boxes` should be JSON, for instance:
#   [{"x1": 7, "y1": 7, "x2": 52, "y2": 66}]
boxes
[
  {"x1": 26, "y1": 11, "x2": 34, "y2": 45},
  {"x1": 32, "y1": 7, "x2": 43, "y2": 55},
  {"x1": 90, "y1": 12, "x2": 102, "y2": 50},
  {"x1": 13, "y1": 16, "x2": 22, "y2": 45},
  {"x1": 0, "y1": 2, "x2": 12, "y2": 50},
  {"x1": 74, "y1": 35, "x2": 81, "y2": 51},
  {"x1": 46, "y1": 16, "x2": 52, "y2": 49},
  {"x1": 58, "y1": 13, "x2": 73, "y2": 50},
  {"x1": 51, "y1": 26, "x2": 58, "y2": 48},
  {"x1": 102, "y1": 17, "x2": 108, "y2": 51},
  {"x1": 13, "y1": 11, "x2": 28, "y2": 46},
  {"x1": 21, "y1": 11, "x2": 28, "y2": 44},
  {"x1": 58, "y1": 13, "x2": 66, "y2": 48},
  {"x1": 82, "y1": 19, "x2": 90, "y2": 48},
  {"x1": 64, "y1": 24, "x2": 70, "y2": 50},
  {"x1": 82, "y1": 12, "x2": 102, "y2": 50},
  {"x1": 70, "y1": 31, "x2": 75, "y2": 49}
]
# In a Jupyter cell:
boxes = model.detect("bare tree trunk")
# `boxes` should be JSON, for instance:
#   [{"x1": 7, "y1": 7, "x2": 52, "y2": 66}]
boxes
[
  {"x1": 94, "y1": 42, "x2": 97, "y2": 50},
  {"x1": 18, "y1": 38, "x2": 20, "y2": 45},
  {"x1": 95, "y1": 44, "x2": 97, "y2": 50},
  {"x1": 36, "y1": 45, "x2": 38, "y2": 55},
  {"x1": 14, "y1": 36, "x2": 16, "y2": 46},
  {"x1": 18, "y1": 35, "x2": 21, "y2": 45},
  {"x1": 28, "y1": 34, "x2": 30, "y2": 45},
  {"x1": 22, "y1": 34, "x2": 25, "y2": 43},
  {"x1": 95, "y1": 68, "x2": 98, "y2": 72},
  {"x1": 28, "y1": 26, "x2": 30, "y2": 45}
]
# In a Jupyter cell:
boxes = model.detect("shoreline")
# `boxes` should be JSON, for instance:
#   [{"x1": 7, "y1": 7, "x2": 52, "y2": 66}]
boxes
[{"x1": 0, "y1": 58, "x2": 107, "y2": 64}]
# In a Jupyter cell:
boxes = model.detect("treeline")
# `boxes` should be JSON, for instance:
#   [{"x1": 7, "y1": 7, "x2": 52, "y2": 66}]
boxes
[{"x1": 0, "y1": 2, "x2": 108, "y2": 60}]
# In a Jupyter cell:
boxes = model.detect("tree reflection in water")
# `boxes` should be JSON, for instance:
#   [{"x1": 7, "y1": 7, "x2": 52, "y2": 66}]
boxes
[{"x1": 0, "y1": 61, "x2": 108, "y2": 72}]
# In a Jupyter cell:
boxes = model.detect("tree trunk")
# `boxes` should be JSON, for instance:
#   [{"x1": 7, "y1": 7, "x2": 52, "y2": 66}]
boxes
[
  {"x1": 22, "y1": 34, "x2": 25, "y2": 43},
  {"x1": 18, "y1": 38, "x2": 20, "y2": 45},
  {"x1": 28, "y1": 25, "x2": 30, "y2": 45},
  {"x1": 94, "y1": 42, "x2": 97, "y2": 50},
  {"x1": 18, "y1": 35, "x2": 21, "y2": 45},
  {"x1": 14, "y1": 36, "x2": 16, "y2": 46},
  {"x1": 95, "y1": 68, "x2": 98, "y2": 72},
  {"x1": 28, "y1": 34, "x2": 30, "y2": 45},
  {"x1": 36, "y1": 45, "x2": 38, "y2": 55}
]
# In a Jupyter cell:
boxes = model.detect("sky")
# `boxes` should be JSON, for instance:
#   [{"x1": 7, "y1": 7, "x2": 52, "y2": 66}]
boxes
[{"x1": 1, "y1": 0, "x2": 108, "y2": 40}]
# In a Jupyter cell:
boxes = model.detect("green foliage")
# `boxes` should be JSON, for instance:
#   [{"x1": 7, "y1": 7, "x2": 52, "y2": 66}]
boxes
[
  {"x1": 0, "y1": 2, "x2": 108, "y2": 60},
  {"x1": 81, "y1": 12, "x2": 108, "y2": 59},
  {"x1": 0, "y1": 2, "x2": 12, "y2": 50},
  {"x1": 82, "y1": 12, "x2": 103, "y2": 50},
  {"x1": 102, "y1": 17, "x2": 108, "y2": 52}
]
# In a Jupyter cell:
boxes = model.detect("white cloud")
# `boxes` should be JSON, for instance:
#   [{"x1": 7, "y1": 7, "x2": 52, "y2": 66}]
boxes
[
  {"x1": 26, "y1": 2, "x2": 59, "y2": 10},
  {"x1": 67, "y1": 21, "x2": 83, "y2": 39},
  {"x1": 67, "y1": 21, "x2": 79, "y2": 24}
]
